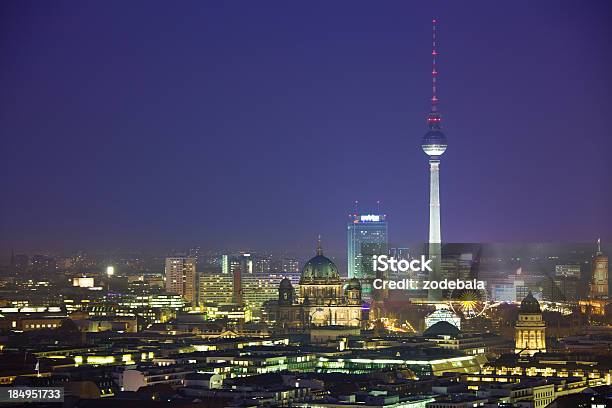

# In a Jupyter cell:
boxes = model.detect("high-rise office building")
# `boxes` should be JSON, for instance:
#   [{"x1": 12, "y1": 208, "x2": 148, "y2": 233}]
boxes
[
  {"x1": 254, "y1": 257, "x2": 271, "y2": 274},
  {"x1": 421, "y1": 20, "x2": 448, "y2": 301},
  {"x1": 347, "y1": 213, "x2": 388, "y2": 279},
  {"x1": 272, "y1": 258, "x2": 300, "y2": 273},
  {"x1": 164, "y1": 257, "x2": 196, "y2": 304},
  {"x1": 221, "y1": 254, "x2": 241, "y2": 275},
  {"x1": 198, "y1": 274, "x2": 234, "y2": 305}
]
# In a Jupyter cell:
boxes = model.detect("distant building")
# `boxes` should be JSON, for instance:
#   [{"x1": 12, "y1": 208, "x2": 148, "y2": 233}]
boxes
[
  {"x1": 13, "y1": 254, "x2": 30, "y2": 274},
  {"x1": 490, "y1": 283, "x2": 516, "y2": 303},
  {"x1": 147, "y1": 294, "x2": 186, "y2": 310},
  {"x1": 198, "y1": 274, "x2": 234, "y2": 305},
  {"x1": 221, "y1": 254, "x2": 240, "y2": 275},
  {"x1": 347, "y1": 212, "x2": 388, "y2": 280},
  {"x1": 165, "y1": 257, "x2": 196, "y2": 304},
  {"x1": 555, "y1": 264, "x2": 581, "y2": 278},
  {"x1": 590, "y1": 239, "x2": 608, "y2": 299},
  {"x1": 72, "y1": 277, "x2": 95, "y2": 288},
  {"x1": 119, "y1": 364, "x2": 195, "y2": 391},
  {"x1": 281, "y1": 258, "x2": 300, "y2": 273},
  {"x1": 254, "y1": 257, "x2": 271, "y2": 273},
  {"x1": 515, "y1": 292, "x2": 546, "y2": 356}
]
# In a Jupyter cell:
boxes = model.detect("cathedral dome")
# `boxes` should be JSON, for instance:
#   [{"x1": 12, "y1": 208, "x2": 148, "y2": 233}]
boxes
[
  {"x1": 301, "y1": 255, "x2": 339, "y2": 280},
  {"x1": 520, "y1": 292, "x2": 541, "y2": 314},
  {"x1": 300, "y1": 236, "x2": 340, "y2": 281}
]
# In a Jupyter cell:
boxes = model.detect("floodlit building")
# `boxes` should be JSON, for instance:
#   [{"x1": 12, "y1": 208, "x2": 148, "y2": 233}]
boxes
[
  {"x1": 268, "y1": 238, "x2": 364, "y2": 327},
  {"x1": 347, "y1": 212, "x2": 388, "y2": 280},
  {"x1": 590, "y1": 239, "x2": 608, "y2": 299},
  {"x1": 165, "y1": 257, "x2": 196, "y2": 304},
  {"x1": 424, "y1": 308, "x2": 461, "y2": 330},
  {"x1": 198, "y1": 274, "x2": 234, "y2": 305},
  {"x1": 515, "y1": 292, "x2": 546, "y2": 356}
]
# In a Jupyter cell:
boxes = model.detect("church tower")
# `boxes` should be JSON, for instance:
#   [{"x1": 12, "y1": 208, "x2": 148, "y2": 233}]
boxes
[{"x1": 515, "y1": 292, "x2": 546, "y2": 356}]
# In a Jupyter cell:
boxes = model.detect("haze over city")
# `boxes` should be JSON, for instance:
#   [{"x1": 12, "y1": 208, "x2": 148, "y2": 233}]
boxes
[{"x1": 1, "y1": 1, "x2": 611, "y2": 257}]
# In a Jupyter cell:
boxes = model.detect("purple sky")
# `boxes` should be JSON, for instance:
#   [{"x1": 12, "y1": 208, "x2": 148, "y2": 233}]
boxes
[{"x1": 1, "y1": 1, "x2": 611, "y2": 257}]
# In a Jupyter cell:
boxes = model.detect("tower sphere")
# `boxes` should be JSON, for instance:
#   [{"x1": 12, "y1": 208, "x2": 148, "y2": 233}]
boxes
[{"x1": 422, "y1": 129, "x2": 447, "y2": 157}]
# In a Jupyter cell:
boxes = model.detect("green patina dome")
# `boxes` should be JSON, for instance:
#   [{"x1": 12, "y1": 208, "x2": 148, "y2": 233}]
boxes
[
  {"x1": 300, "y1": 236, "x2": 340, "y2": 281},
  {"x1": 301, "y1": 255, "x2": 339, "y2": 280}
]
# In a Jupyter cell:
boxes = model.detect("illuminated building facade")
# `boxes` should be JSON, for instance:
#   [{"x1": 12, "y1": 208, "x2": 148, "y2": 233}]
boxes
[
  {"x1": 198, "y1": 274, "x2": 234, "y2": 305},
  {"x1": 165, "y1": 257, "x2": 196, "y2": 304},
  {"x1": 515, "y1": 292, "x2": 546, "y2": 356},
  {"x1": 221, "y1": 254, "x2": 240, "y2": 275},
  {"x1": 269, "y1": 239, "x2": 364, "y2": 327},
  {"x1": 347, "y1": 213, "x2": 388, "y2": 279},
  {"x1": 590, "y1": 239, "x2": 608, "y2": 299}
]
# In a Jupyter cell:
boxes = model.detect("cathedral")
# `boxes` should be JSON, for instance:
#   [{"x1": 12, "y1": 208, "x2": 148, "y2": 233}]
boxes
[
  {"x1": 268, "y1": 238, "x2": 364, "y2": 328},
  {"x1": 515, "y1": 292, "x2": 546, "y2": 356}
]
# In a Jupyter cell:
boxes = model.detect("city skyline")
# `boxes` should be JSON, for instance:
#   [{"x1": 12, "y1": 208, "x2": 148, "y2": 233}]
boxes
[
  {"x1": 1, "y1": 1, "x2": 611, "y2": 256},
  {"x1": 0, "y1": 4, "x2": 611, "y2": 406}
]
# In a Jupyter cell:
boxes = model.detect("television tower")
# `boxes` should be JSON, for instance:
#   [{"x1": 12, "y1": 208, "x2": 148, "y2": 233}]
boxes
[{"x1": 422, "y1": 19, "x2": 448, "y2": 301}]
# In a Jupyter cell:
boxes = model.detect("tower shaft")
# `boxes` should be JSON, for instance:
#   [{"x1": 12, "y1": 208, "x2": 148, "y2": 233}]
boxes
[
  {"x1": 428, "y1": 158, "x2": 442, "y2": 301},
  {"x1": 428, "y1": 159, "x2": 441, "y2": 244}
]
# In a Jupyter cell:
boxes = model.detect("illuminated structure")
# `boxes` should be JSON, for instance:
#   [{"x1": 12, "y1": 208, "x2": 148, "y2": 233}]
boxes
[
  {"x1": 590, "y1": 239, "x2": 608, "y2": 299},
  {"x1": 221, "y1": 254, "x2": 240, "y2": 275},
  {"x1": 198, "y1": 274, "x2": 234, "y2": 305},
  {"x1": 269, "y1": 238, "x2": 363, "y2": 327},
  {"x1": 347, "y1": 209, "x2": 388, "y2": 280},
  {"x1": 164, "y1": 257, "x2": 196, "y2": 305},
  {"x1": 421, "y1": 20, "x2": 448, "y2": 301},
  {"x1": 424, "y1": 308, "x2": 461, "y2": 330},
  {"x1": 515, "y1": 292, "x2": 546, "y2": 356}
]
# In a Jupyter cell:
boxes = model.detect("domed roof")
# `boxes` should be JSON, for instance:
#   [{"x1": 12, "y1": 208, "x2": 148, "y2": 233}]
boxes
[
  {"x1": 302, "y1": 255, "x2": 339, "y2": 280},
  {"x1": 279, "y1": 277, "x2": 293, "y2": 289},
  {"x1": 422, "y1": 129, "x2": 447, "y2": 157},
  {"x1": 344, "y1": 278, "x2": 361, "y2": 291},
  {"x1": 423, "y1": 321, "x2": 460, "y2": 337},
  {"x1": 520, "y1": 292, "x2": 541, "y2": 314},
  {"x1": 301, "y1": 236, "x2": 340, "y2": 281}
]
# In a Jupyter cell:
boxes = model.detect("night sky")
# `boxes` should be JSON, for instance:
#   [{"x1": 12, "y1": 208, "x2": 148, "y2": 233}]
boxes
[{"x1": 1, "y1": 1, "x2": 611, "y2": 258}]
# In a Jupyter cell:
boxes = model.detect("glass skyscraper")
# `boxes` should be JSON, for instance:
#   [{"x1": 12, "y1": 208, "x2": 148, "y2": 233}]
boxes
[{"x1": 347, "y1": 213, "x2": 388, "y2": 280}]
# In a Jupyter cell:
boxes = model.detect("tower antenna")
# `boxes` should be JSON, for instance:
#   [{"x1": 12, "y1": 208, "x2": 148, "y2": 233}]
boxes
[{"x1": 428, "y1": 19, "x2": 442, "y2": 128}]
